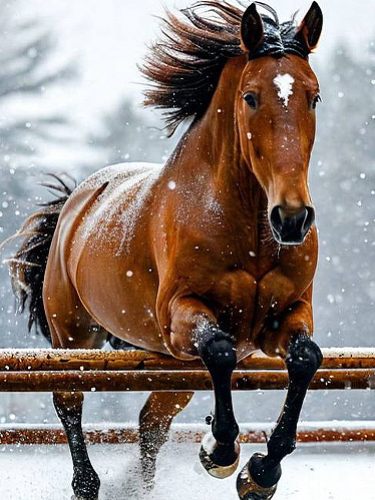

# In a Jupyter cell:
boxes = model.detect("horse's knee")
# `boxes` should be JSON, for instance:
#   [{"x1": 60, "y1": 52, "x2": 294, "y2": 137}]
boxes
[
  {"x1": 286, "y1": 333, "x2": 322, "y2": 380},
  {"x1": 198, "y1": 328, "x2": 237, "y2": 372}
]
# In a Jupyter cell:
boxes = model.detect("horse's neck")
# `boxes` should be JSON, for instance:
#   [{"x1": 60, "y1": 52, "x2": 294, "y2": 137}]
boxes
[{"x1": 170, "y1": 56, "x2": 268, "y2": 220}]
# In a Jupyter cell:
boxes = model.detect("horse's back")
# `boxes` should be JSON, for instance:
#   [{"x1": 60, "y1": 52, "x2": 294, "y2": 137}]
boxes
[
  {"x1": 59, "y1": 161, "x2": 163, "y2": 262},
  {"x1": 44, "y1": 162, "x2": 168, "y2": 353}
]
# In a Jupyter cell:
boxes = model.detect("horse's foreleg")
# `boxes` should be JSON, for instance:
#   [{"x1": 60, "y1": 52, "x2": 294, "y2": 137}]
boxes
[
  {"x1": 53, "y1": 392, "x2": 100, "y2": 500},
  {"x1": 139, "y1": 391, "x2": 193, "y2": 489},
  {"x1": 196, "y1": 324, "x2": 240, "y2": 478},
  {"x1": 170, "y1": 297, "x2": 240, "y2": 478},
  {"x1": 237, "y1": 332, "x2": 322, "y2": 500},
  {"x1": 168, "y1": 297, "x2": 240, "y2": 479}
]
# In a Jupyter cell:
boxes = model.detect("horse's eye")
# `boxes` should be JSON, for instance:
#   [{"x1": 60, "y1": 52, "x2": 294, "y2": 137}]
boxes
[
  {"x1": 244, "y1": 92, "x2": 258, "y2": 110},
  {"x1": 311, "y1": 94, "x2": 321, "y2": 110}
]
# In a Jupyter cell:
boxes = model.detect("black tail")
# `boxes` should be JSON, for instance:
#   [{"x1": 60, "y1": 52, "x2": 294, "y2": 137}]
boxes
[{"x1": 5, "y1": 174, "x2": 75, "y2": 344}]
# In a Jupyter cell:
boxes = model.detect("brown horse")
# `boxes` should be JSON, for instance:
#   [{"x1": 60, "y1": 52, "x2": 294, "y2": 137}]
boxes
[{"x1": 7, "y1": 2, "x2": 323, "y2": 499}]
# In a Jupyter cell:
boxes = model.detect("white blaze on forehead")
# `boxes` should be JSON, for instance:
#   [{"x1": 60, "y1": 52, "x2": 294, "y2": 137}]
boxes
[{"x1": 273, "y1": 73, "x2": 295, "y2": 108}]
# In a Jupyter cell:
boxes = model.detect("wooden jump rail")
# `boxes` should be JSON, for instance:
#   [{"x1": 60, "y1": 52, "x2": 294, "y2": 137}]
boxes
[
  {"x1": 0, "y1": 347, "x2": 373, "y2": 392},
  {"x1": 1, "y1": 423, "x2": 375, "y2": 445},
  {"x1": 0, "y1": 348, "x2": 375, "y2": 444}
]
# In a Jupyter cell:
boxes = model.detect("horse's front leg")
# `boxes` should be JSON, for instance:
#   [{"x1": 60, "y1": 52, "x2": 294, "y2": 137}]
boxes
[
  {"x1": 237, "y1": 331, "x2": 322, "y2": 500},
  {"x1": 197, "y1": 323, "x2": 240, "y2": 478},
  {"x1": 53, "y1": 392, "x2": 100, "y2": 500},
  {"x1": 169, "y1": 297, "x2": 240, "y2": 479}
]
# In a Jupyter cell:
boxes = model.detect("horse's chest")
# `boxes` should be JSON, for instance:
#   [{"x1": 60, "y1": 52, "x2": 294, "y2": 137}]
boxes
[{"x1": 209, "y1": 252, "x2": 314, "y2": 337}]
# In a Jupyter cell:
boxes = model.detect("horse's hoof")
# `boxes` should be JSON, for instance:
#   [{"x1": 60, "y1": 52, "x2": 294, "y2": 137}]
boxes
[
  {"x1": 199, "y1": 432, "x2": 240, "y2": 479},
  {"x1": 72, "y1": 497, "x2": 98, "y2": 500},
  {"x1": 72, "y1": 496, "x2": 98, "y2": 500},
  {"x1": 141, "y1": 476, "x2": 155, "y2": 493},
  {"x1": 236, "y1": 460, "x2": 278, "y2": 500},
  {"x1": 72, "y1": 467, "x2": 100, "y2": 500}
]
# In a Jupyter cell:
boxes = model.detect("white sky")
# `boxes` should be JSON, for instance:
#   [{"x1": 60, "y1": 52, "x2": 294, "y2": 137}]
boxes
[
  {"x1": 10, "y1": 0, "x2": 375, "y2": 167},
  {"x1": 24, "y1": 0, "x2": 375, "y2": 116}
]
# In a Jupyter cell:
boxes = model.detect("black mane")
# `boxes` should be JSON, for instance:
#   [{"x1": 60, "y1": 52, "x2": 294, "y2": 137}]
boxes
[{"x1": 141, "y1": 1, "x2": 306, "y2": 134}]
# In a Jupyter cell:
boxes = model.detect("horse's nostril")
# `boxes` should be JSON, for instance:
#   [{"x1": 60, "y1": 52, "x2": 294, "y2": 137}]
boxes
[
  {"x1": 294, "y1": 207, "x2": 308, "y2": 228},
  {"x1": 270, "y1": 206, "x2": 283, "y2": 233},
  {"x1": 303, "y1": 207, "x2": 315, "y2": 232},
  {"x1": 270, "y1": 205, "x2": 315, "y2": 245}
]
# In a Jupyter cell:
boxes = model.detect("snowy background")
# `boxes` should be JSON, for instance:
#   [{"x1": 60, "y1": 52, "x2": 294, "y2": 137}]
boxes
[
  {"x1": 0, "y1": 0, "x2": 374, "y2": 426},
  {"x1": 1, "y1": 442, "x2": 374, "y2": 499}
]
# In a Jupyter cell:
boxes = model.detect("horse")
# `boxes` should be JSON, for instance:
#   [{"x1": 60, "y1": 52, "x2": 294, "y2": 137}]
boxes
[{"x1": 6, "y1": 2, "x2": 324, "y2": 499}]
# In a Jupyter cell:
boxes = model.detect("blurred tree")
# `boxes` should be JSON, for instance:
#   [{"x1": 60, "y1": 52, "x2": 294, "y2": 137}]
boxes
[
  {"x1": 0, "y1": 0, "x2": 78, "y2": 351},
  {"x1": 0, "y1": 7, "x2": 76, "y2": 177},
  {"x1": 88, "y1": 99, "x2": 180, "y2": 168}
]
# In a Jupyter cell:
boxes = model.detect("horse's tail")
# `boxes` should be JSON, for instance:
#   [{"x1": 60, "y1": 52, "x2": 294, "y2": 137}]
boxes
[{"x1": 4, "y1": 174, "x2": 75, "y2": 344}]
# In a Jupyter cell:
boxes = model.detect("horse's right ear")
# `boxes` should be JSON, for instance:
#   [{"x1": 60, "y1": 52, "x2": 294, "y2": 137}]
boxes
[{"x1": 240, "y1": 3, "x2": 264, "y2": 54}]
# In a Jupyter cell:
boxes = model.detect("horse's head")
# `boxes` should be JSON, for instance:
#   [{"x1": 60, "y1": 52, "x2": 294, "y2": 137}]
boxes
[{"x1": 237, "y1": 2, "x2": 323, "y2": 245}]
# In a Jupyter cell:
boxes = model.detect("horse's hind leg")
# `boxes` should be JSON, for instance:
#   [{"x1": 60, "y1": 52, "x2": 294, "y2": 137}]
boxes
[
  {"x1": 139, "y1": 391, "x2": 193, "y2": 489},
  {"x1": 50, "y1": 315, "x2": 106, "y2": 500},
  {"x1": 53, "y1": 391, "x2": 100, "y2": 500},
  {"x1": 52, "y1": 328, "x2": 104, "y2": 500},
  {"x1": 237, "y1": 332, "x2": 322, "y2": 500},
  {"x1": 44, "y1": 265, "x2": 106, "y2": 500}
]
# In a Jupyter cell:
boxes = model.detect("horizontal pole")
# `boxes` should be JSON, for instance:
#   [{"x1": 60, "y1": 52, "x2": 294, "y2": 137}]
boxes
[
  {"x1": 0, "y1": 424, "x2": 374, "y2": 445},
  {"x1": 0, "y1": 348, "x2": 374, "y2": 371},
  {"x1": 0, "y1": 368, "x2": 373, "y2": 392}
]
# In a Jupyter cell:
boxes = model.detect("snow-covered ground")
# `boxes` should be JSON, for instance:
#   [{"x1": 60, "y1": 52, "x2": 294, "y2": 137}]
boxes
[{"x1": 0, "y1": 441, "x2": 374, "y2": 500}]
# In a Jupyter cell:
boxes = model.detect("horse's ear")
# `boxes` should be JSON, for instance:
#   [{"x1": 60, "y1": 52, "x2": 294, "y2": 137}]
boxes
[
  {"x1": 295, "y1": 2, "x2": 323, "y2": 53},
  {"x1": 240, "y1": 3, "x2": 264, "y2": 54}
]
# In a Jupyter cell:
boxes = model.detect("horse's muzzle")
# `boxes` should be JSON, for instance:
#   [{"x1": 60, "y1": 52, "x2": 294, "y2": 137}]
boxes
[{"x1": 269, "y1": 205, "x2": 315, "y2": 245}]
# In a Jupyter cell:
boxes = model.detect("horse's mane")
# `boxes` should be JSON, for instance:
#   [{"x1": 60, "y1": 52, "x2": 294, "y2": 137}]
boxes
[{"x1": 141, "y1": 1, "x2": 303, "y2": 134}]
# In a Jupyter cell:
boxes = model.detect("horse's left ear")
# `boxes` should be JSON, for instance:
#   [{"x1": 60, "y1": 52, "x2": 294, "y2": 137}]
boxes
[
  {"x1": 295, "y1": 1, "x2": 323, "y2": 53},
  {"x1": 240, "y1": 3, "x2": 264, "y2": 54}
]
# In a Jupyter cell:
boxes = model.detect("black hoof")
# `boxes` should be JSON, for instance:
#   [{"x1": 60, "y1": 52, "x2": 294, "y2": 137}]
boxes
[
  {"x1": 199, "y1": 432, "x2": 240, "y2": 479},
  {"x1": 72, "y1": 467, "x2": 100, "y2": 500},
  {"x1": 237, "y1": 459, "x2": 278, "y2": 500}
]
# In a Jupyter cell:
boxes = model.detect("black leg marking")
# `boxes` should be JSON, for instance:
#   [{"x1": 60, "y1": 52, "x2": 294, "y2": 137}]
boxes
[
  {"x1": 197, "y1": 325, "x2": 240, "y2": 471},
  {"x1": 53, "y1": 393, "x2": 100, "y2": 500},
  {"x1": 248, "y1": 334, "x2": 322, "y2": 489}
]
